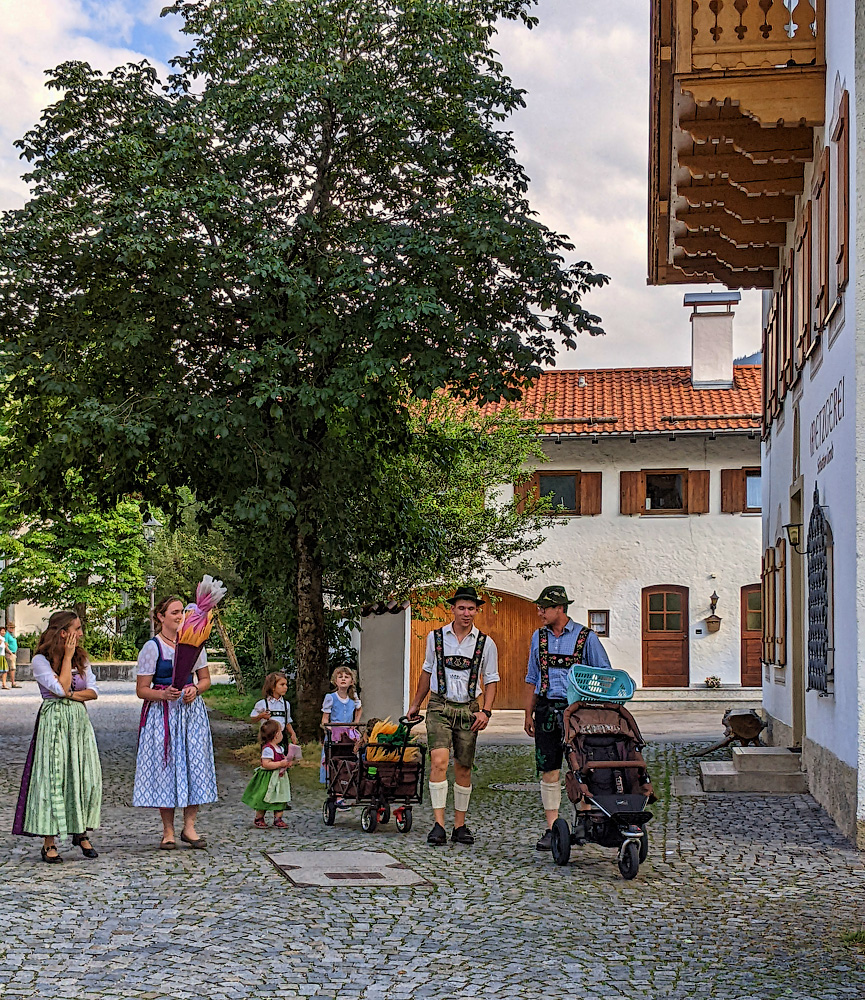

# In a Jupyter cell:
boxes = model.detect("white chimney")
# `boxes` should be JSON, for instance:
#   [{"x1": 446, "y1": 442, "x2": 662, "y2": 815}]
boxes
[{"x1": 684, "y1": 291, "x2": 740, "y2": 389}]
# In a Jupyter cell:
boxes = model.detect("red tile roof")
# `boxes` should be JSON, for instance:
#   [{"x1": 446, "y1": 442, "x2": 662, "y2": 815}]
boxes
[{"x1": 480, "y1": 366, "x2": 762, "y2": 436}]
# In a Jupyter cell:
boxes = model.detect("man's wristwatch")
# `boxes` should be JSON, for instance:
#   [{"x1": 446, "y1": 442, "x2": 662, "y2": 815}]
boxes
[{"x1": 480, "y1": 709, "x2": 492, "y2": 718}]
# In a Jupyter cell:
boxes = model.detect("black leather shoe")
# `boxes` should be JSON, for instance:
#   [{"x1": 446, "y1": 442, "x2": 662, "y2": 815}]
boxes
[
  {"x1": 451, "y1": 825, "x2": 475, "y2": 845},
  {"x1": 426, "y1": 822, "x2": 447, "y2": 846},
  {"x1": 72, "y1": 833, "x2": 99, "y2": 859},
  {"x1": 535, "y1": 829, "x2": 553, "y2": 851},
  {"x1": 40, "y1": 845, "x2": 63, "y2": 864}
]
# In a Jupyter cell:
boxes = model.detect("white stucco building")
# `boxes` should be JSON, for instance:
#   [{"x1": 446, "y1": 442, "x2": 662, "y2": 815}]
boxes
[{"x1": 647, "y1": 1, "x2": 863, "y2": 841}]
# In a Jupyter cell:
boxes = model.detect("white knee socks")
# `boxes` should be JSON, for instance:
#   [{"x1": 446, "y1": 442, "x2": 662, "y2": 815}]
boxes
[
  {"x1": 453, "y1": 783, "x2": 472, "y2": 814},
  {"x1": 540, "y1": 779, "x2": 562, "y2": 811},
  {"x1": 428, "y1": 779, "x2": 449, "y2": 810}
]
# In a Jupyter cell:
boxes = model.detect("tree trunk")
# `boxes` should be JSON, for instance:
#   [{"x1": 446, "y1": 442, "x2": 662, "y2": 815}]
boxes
[
  {"x1": 214, "y1": 611, "x2": 244, "y2": 695},
  {"x1": 294, "y1": 526, "x2": 329, "y2": 741}
]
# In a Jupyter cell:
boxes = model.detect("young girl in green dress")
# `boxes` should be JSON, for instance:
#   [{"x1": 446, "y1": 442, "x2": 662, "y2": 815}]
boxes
[{"x1": 242, "y1": 719, "x2": 292, "y2": 828}]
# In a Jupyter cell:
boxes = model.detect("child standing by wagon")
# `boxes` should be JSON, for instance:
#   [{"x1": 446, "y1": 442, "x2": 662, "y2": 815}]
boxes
[
  {"x1": 250, "y1": 673, "x2": 299, "y2": 753},
  {"x1": 319, "y1": 666, "x2": 362, "y2": 785},
  {"x1": 242, "y1": 719, "x2": 293, "y2": 828}
]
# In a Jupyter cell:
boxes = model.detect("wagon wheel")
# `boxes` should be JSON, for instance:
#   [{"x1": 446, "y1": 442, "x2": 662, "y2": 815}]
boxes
[
  {"x1": 361, "y1": 806, "x2": 378, "y2": 833},
  {"x1": 378, "y1": 803, "x2": 391, "y2": 825},
  {"x1": 322, "y1": 798, "x2": 337, "y2": 826},
  {"x1": 395, "y1": 807, "x2": 413, "y2": 834}
]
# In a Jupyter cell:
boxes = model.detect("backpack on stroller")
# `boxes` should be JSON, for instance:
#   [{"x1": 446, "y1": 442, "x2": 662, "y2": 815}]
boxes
[{"x1": 551, "y1": 699, "x2": 656, "y2": 880}]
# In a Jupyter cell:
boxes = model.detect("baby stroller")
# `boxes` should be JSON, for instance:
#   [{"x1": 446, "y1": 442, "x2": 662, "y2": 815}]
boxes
[{"x1": 550, "y1": 666, "x2": 655, "y2": 880}]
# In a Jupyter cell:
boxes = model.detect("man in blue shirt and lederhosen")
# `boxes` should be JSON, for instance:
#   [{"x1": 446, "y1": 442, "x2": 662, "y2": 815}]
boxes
[
  {"x1": 408, "y1": 586, "x2": 499, "y2": 847},
  {"x1": 524, "y1": 585, "x2": 611, "y2": 851}
]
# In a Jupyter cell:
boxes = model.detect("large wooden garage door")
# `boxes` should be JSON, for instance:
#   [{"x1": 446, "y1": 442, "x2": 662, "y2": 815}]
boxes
[
  {"x1": 409, "y1": 590, "x2": 539, "y2": 709},
  {"x1": 641, "y1": 585, "x2": 689, "y2": 687}
]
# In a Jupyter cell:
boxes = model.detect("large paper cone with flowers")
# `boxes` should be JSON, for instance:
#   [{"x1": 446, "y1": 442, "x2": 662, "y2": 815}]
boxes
[{"x1": 172, "y1": 576, "x2": 228, "y2": 689}]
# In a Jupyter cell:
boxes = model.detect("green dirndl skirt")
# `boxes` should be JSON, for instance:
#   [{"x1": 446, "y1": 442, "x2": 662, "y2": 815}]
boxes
[
  {"x1": 242, "y1": 767, "x2": 290, "y2": 811},
  {"x1": 22, "y1": 698, "x2": 102, "y2": 837}
]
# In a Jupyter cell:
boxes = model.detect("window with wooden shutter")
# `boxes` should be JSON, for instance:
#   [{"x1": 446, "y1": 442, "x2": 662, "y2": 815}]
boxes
[
  {"x1": 579, "y1": 472, "x2": 602, "y2": 516},
  {"x1": 795, "y1": 200, "x2": 812, "y2": 367},
  {"x1": 687, "y1": 470, "x2": 709, "y2": 514},
  {"x1": 766, "y1": 297, "x2": 778, "y2": 418},
  {"x1": 783, "y1": 253, "x2": 795, "y2": 389},
  {"x1": 814, "y1": 146, "x2": 830, "y2": 329},
  {"x1": 832, "y1": 89, "x2": 849, "y2": 293},
  {"x1": 775, "y1": 538, "x2": 787, "y2": 666},
  {"x1": 764, "y1": 546, "x2": 776, "y2": 664},
  {"x1": 538, "y1": 471, "x2": 581, "y2": 514},
  {"x1": 620, "y1": 471, "x2": 642, "y2": 515}
]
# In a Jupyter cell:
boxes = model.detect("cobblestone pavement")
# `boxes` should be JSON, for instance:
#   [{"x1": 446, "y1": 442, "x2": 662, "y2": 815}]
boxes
[{"x1": 1, "y1": 683, "x2": 864, "y2": 999}]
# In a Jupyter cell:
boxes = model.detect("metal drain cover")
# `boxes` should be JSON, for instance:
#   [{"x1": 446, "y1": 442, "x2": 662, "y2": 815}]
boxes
[{"x1": 266, "y1": 849, "x2": 427, "y2": 888}]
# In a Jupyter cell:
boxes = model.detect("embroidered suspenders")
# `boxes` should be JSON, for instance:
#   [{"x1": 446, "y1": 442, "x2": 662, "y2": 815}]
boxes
[
  {"x1": 433, "y1": 628, "x2": 487, "y2": 701},
  {"x1": 538, "y1": 626, "x2": 591, "y2": 697}
]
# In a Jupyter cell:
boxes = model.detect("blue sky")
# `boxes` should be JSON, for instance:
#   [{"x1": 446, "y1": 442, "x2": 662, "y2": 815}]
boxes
[{"x1": 0, "y1": 0, "x2": 762, "y2": 368}]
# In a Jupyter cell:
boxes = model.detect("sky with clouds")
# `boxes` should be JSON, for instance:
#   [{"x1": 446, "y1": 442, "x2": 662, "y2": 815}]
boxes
[{"x1": 0, "y1": 0, "x2": 762, "y2": 370}]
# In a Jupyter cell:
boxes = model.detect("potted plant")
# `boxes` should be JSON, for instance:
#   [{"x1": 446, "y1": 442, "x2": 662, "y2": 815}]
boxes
[{"x1": 704, "y1": 675, "x2": 721, "y2": 689}]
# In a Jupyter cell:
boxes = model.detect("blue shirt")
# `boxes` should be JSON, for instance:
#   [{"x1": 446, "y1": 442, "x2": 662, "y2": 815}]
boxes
[
  {"x1": 3, "y1": 634, "x2": 15, "y2": 654},
  {"x1": 525, "y1": 619, "x2": 611, "y2": 699}
]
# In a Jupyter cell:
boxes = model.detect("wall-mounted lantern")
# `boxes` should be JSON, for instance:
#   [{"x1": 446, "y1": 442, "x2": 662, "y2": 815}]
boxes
[
  {"x1": 784, "y1": 522, "x2": 805, "y2": 555},
  {"x1": 705, "y1": 590, "x2": 721, "y2": 633}
]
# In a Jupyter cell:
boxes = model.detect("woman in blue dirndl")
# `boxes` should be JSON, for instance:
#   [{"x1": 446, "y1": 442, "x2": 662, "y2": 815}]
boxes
[{"x1": 132, "y1": 595, "x2": 217, "y2": 849}]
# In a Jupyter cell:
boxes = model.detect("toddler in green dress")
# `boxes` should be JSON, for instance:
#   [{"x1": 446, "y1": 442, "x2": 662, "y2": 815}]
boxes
[{"x1": 242, "y1": 719, "x2": 292, "y2": 828}]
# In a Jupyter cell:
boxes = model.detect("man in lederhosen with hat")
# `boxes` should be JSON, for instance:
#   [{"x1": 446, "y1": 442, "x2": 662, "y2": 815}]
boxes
[
  {"x1": 408, "y1": 586, "x2": 498, "y2": 846},
  {"x1": 524, "y1": 585, "x2": 611, "y2": 851}
]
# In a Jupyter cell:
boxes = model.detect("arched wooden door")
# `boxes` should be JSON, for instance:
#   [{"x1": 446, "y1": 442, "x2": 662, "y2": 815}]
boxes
[
  {"x1": 641, "y1": 585, "x2": 689, "y2": 687},
  {"x1": 409, "y1": 590, "x2": 539, "y2": 709},
  {"x1": 740, "y1": 584, "x2": 762, "y2": 687}
]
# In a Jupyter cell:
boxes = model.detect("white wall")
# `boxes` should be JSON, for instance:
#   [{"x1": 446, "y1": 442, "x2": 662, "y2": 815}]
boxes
[
  {"x1": 762, "y1": 1, "x2": 861, "y2": 779},
  {"x1": 486, "y1": 434, "x2": 762, "y2": 686}
]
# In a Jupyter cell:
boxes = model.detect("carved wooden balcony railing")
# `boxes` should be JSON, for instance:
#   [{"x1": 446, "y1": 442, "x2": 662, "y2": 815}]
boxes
[{"x1": 649, "y1": 0, "x2": 825, "y2": 288}]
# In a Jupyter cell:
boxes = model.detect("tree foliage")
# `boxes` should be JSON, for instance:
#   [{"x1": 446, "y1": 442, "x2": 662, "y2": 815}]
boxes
[{"x1": 0, "y1": 0, "x2": 607, "y2": 733}]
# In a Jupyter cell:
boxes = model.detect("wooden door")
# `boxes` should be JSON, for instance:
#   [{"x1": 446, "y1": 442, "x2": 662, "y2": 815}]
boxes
[
  {"x1": 641, "y1": 585, "x2": 689, "y2": 687},
  {"x1": 740, "y1": 584, "x2": 762, "y2": 687},
  {"x1": 409, "y1": 590, "x2": 540, "y2": 709}
]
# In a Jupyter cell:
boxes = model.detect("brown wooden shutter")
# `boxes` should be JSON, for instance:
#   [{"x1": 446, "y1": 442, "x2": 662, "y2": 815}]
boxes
[
  {"x1": 775, "y1": 538, "x2": 787, "y2": 666},
  {"x1": 514, "y1": 473, "x2": 539, "y2": 514},
  {"x1": 833, "y1": 90, "x2": 849, "y2": 292},
  {"x1": 814, "y1": 146, "x2": 830, "y2": 328},
  {"x1": 761, "y1": 550, "x2": 769, "y2": 661},
  {"x1": 795, "y1": 200, "x2": 812, "y2": 367},
  {"x1": 579, "y1": 472, "x2": 602, "y2": 516},
  {"x1": 687, "y1": 470, "x2": 709, "y2": 514},
  {"x1": 783, "y1": 252, "x2": 795, "y2": 388},
  {"x1": 620, "y1": 471, "x2": 642, "y2": 515},
  {"x1": 766, "y1": 546, "x2": 776, "y2": 664},
  {"x1": 720, "y1": 469, "x2": 745, "y2": 513}
]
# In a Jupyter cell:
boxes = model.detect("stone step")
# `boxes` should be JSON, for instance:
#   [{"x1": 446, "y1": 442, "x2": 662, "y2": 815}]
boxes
[
  {"x1": 732, "y1": 746, "x2": 803, "y2": 773},
  {"x1": 630, "y1": 686, "x2": 762, "y2": 713},
  {"x1": 699, "y1": 760, "x2": 809, "y2": 794}
]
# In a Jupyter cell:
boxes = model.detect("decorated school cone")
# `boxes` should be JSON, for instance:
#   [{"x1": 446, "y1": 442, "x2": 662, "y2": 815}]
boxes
[{"x1": 172, "y1": 575, "x2": 228, "y2": 689}]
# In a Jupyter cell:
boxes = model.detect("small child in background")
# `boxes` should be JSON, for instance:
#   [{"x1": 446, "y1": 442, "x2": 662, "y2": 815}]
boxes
[
  {"x1": 242, "y1": 719, "x2": 293, "y2": 828},
  {"x1": 250, "y1": 673, "x2": 299, "y2": 753},
  {"x1": 319, "y1": 666, "x2": 362, "y2": 788}
]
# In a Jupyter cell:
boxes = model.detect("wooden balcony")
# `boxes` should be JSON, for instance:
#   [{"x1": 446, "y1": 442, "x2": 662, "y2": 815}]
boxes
[{"x1": 649, "y1": 0, "x2": 825, "y2": 288}]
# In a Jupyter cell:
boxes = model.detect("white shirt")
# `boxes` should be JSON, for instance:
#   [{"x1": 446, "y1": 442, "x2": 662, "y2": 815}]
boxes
[
  {"x1": 251, "y1": 697, "x2": 293, "y2": 724},
  {"x1": 136, "y1": 637, "x2": 207, "y2": 676},
  {"x1": 32, "y1": 653, "x2": 98, "y2": 697},
  {"x1": 422, "y1": 624, "x2": 499, "y2": 703},
  {"x1": 260, "y1": 745, "x2": 285, "y2": 761}
]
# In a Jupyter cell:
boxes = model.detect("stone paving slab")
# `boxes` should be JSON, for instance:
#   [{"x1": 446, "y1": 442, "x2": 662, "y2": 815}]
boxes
[
  {"x1": 0, "y1": 683, "x2": 863, "y2": 998},
  {"x1": 267, "y1": 849, "x2": 428, "y2": 888}
]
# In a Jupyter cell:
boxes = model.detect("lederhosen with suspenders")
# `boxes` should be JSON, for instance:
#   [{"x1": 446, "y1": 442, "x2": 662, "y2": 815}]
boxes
[
  {"x1": 534, "y1": 625, "x2": 591, "y2": 771},
  {"x1": 428, "y1": 627, "x2": 487, "y2": 730}
]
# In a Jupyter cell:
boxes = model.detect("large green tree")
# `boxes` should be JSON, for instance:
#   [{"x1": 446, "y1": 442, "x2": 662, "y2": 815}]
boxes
[{"x1": 0, "y1": 0, "x2": 606, "y2": 733}]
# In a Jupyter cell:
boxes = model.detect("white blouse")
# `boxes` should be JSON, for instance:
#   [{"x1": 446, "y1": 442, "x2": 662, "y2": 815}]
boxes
[
  {"x1": 136, "y1": 637, "x2": 207, "y2": 676},
  {"x1": 31, "y1": 653, "x2": 98, "y2": 697}
]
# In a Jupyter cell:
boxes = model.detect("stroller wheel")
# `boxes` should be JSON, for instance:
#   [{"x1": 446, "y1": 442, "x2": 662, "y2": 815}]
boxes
[
  {"x1": 638, "y1": 825, "x2": 649, "y2": 863},
  {"x1": 617, "y1": 840, "x2": 639, "y2": 880},
  {"x1": 395, "y1": 807, "x2": 413, "y2": 834},
  {"x1": 361, "y1": 806, "x2": 378, "y2": 833},
  {"x1": 551, "y1": 818, "x2": 571, "y2": 866},
  {"x1": 322, "y1": 798, "x2": 337, "y2": 827}
]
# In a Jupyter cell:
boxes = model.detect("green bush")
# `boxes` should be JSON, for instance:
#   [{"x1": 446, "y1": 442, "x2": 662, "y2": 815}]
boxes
[{"x1": 14, "y1": 630, "x2": 41, "y2": 652}]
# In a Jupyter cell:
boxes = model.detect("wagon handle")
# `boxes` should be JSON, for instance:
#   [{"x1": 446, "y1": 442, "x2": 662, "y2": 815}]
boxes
[{"x1": 400, "y1": 714, "x2": 423, "y2": 728}]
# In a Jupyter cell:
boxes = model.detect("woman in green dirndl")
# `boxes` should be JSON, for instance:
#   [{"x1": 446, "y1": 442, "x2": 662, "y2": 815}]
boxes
[{"x1": 12, "y1": 612, "x2": 102, "y2": 863}]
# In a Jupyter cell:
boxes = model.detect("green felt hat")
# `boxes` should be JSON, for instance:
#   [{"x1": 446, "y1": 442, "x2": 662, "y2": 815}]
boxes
[{"x1": 535, "y1": 585, "x2": 572, "y2": 608}]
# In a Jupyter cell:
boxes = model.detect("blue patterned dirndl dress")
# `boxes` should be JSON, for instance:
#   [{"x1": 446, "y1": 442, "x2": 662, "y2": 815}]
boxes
[{"x1": 132, "y1": 637, "x2": 218, "y2": 809}]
